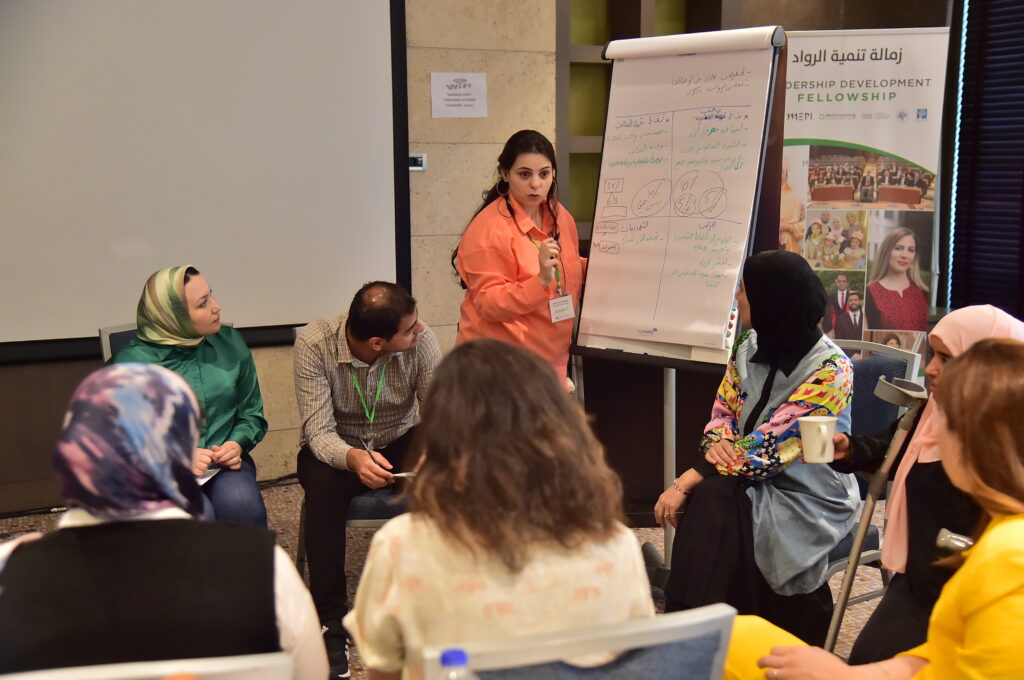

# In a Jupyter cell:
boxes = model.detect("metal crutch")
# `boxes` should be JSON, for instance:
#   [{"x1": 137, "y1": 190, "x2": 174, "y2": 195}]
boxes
[{"x1": 823, "y1": 376, "x2": 929, "y2": 652}]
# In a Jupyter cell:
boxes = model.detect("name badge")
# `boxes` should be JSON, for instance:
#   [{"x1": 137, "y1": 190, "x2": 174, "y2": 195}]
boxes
[{"x1": 549, "y1": 294, "x2": 575, "y2": 323}]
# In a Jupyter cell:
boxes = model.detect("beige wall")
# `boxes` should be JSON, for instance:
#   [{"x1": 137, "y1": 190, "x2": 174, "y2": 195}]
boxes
[
  {"x1": 249, "y1": 2, "x2": 559, "y2": 480},
  {"x1": 407, "y1": 0, "x2": 558, "y2": 348},
  {"x1": 249, "y1": 345, "x2": 302, "y2": 480}
]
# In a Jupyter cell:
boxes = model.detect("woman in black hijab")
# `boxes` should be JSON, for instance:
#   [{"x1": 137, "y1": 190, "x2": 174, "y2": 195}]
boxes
[{"x1": 653, "y1": 250, "x2": 858, "y2": 645}]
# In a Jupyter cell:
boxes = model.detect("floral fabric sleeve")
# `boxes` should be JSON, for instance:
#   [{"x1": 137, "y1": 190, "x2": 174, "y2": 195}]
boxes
[
  {"x1": 699, "y1": 337, "x2": 746, "y2": 455},
  {"x1": 703, "y1": 343, "x2": 852, "y2": 481}
]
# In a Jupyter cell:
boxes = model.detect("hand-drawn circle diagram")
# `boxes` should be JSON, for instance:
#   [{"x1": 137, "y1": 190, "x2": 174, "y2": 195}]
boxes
[
  {"x1": 631, "y1": 178, "x2": 671, "y2": 217},
  {"x1": 673, "y1": 171, "x2": 729, "y2": 218}
]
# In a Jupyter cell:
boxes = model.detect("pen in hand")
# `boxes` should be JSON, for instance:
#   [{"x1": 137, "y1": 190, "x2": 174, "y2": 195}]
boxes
[{"x1": 362, "y1": 440, "x2": 393, "y2": 475}]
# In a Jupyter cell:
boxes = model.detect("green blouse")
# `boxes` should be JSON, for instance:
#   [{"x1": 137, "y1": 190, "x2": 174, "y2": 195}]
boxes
[{"x1": 111, "y1": 326, "x2": 267, "y2": 453}]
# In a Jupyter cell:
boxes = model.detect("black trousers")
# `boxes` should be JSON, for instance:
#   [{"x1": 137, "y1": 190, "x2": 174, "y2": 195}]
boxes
[
  {"x1": 847, "y1": 574, "x2": 930, "y2": 664},
  {"x1": 663, "y1": 474, "x2": 833, "y2": 647},
  {"x1": 296, "y1": 429, "x2": 414, "y2": 624}
]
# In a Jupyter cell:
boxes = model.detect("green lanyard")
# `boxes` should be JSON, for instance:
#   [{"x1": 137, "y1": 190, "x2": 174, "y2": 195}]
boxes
[
  {"x1": 528, "y1": 234, "x2": 562, "y2": 292},
  {"x1": 349, "y1": 363, "x2": 388, "y2": 432}
]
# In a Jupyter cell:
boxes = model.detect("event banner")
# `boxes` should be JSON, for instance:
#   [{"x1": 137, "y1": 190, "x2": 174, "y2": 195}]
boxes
[{"x1": 779, "y1": 28, "x2": 949, "y2": 361}]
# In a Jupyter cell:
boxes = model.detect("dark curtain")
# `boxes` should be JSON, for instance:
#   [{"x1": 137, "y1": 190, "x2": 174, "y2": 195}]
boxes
[{"x1": 949, "y1": 0, "x2": 1024, "y2": 316}]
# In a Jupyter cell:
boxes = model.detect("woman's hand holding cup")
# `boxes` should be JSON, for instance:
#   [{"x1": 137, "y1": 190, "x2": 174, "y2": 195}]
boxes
[{"x1": 832, "y1": 432, "x2": 851, "y2": 461}]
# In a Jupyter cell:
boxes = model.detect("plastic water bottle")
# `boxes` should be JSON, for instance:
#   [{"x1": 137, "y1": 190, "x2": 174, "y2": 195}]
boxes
[{"x1": 435, "y1": 648, "x2": 480, "y2": 679}]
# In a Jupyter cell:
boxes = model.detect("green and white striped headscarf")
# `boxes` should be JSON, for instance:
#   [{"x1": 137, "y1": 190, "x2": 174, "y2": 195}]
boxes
[{"x1": 136, "y1": 266, "x2": 204, "y2": 347}]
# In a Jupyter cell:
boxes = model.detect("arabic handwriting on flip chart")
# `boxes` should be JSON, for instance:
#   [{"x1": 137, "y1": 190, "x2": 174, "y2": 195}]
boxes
[
  {"x1": 579, "y1": 47, "x2": 772, "y2": 349},
  {"x1": 631, "y1": 179, "x2": 672, "y2": 217}
]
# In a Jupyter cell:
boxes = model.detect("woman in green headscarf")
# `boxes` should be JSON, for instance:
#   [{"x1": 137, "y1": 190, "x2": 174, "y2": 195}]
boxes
[{"x1": 111, "y1": 266, "x2": 268, "y2": 526}]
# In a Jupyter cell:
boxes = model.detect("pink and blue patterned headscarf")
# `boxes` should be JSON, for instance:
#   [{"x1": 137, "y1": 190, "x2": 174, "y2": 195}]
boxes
[{"x1": 54, "y1": 363, "x2": 205, "y2": 518}]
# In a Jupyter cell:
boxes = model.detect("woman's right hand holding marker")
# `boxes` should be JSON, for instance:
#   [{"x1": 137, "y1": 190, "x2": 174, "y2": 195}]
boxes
[{"x1": 537, "y1": 237, "x2": 560, "y2": 287}]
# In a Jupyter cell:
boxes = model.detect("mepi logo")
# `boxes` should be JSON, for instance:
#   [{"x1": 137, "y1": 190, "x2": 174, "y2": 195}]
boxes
[
  {"x1": 916, "y1": 108, "x2": 928, "y2": 120},
  {"x1": 447, "y1": 78, "x2": 471, "y2": 90},
  {"x1": 786, "y1": 112, "x2": 813, "y2": 120},
  {"x1": 897, "y1": 110, "x2": 909, "y2": 121}
]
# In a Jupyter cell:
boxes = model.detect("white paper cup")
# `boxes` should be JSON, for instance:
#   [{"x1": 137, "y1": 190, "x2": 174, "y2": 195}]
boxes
[{"x1": 798, "y1": 415, "x2": 837, "y2": 463}]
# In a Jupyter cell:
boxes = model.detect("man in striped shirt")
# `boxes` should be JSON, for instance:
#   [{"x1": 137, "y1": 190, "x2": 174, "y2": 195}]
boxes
[{"x1": 294, "y1": 281, "x2": 441, "y2": 678}]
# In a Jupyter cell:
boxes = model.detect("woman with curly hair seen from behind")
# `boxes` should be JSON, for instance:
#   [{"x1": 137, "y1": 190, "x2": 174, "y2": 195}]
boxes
[{"x1": 344, "y1": 339, "x2": 654, "y2": 679}]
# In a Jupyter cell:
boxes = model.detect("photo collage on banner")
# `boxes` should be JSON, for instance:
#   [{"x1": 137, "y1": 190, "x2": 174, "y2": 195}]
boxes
[{"x1": 779, "y1": 28, "x2": 949, "y2": 365}]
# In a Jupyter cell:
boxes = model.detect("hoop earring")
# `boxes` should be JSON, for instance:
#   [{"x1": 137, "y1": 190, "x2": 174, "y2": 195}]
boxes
[{"x1": 496, "y1": 178, "x2": 510, "y2": 197}]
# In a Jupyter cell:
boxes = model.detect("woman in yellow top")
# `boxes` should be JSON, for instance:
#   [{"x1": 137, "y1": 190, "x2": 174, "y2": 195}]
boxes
[{"x1": 724, "y1": 337, "x2": 1024, "y2": 680}]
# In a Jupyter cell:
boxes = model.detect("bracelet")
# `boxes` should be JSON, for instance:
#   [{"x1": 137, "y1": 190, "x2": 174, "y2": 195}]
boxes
[{"x1": 672, "y1": 481, "x2": 688, "y2": 496}]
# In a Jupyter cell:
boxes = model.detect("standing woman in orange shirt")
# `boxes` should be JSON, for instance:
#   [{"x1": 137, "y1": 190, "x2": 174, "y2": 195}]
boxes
[{"x1": 453, "y1": 130, "x2": 585, "y2": 380}]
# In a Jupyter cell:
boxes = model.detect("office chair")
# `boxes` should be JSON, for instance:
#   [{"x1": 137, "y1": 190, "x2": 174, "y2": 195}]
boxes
[{"x1": 421, "y1": 603, "x2": 736, "y2": 680}]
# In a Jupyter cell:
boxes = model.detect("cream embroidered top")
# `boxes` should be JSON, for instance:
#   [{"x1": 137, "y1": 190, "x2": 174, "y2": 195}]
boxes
[{"x1": 344, "y1": 514, "x2": 655, "y2": 678}]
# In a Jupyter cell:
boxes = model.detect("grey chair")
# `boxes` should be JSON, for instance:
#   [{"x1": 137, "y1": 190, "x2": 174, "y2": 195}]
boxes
[
  {"x1": 99, "y1": 323, "x2": 141, "y2": 362},
  {"x1": 421, "y1": 604, "x2": 736, "y2": 680},
  {"x1": 292, "y1": 325, "x2": 407, "y2": 578},
  {"x1": 836, "y1": 339, "x2": 921, "y2": 439},
  {"x1": 294, "y1": 488, "x2": 406, "y2": 578}
]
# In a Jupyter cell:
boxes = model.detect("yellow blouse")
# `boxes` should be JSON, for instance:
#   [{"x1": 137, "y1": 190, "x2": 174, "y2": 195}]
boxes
[
  {"x1": 900, "y1": 513, "x2": 1024, "y2": 679},
  {"x1": 722, "y1": 515, "x2": 1024, "y2": 680}
]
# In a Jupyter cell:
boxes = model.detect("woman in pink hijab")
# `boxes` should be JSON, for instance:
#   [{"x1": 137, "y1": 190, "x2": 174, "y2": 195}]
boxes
[{"x1": 831, "y1": 304, "x2": 1024, "y2": 663}]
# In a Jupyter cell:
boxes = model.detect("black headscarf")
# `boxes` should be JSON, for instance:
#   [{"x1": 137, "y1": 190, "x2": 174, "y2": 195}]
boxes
[{"x1": 742, "y1": 250, "x2": 825, "y2": 374}]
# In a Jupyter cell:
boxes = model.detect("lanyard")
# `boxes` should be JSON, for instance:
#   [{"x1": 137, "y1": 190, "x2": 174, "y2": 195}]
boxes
[
  {"x1": 528, "y1": 233, "x2": 563, "y2": 293},
  {"x1": 349, "y1": 363, "x2": 388, "y2": 431}
]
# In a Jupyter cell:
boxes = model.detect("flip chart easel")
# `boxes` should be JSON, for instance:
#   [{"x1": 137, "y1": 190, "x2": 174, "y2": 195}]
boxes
[{"x1": 573, "y1": 27, "x2": 787, "y2": 557}]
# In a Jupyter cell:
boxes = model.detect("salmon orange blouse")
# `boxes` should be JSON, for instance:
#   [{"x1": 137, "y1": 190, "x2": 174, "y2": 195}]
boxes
[{"x1": 456, "y1": 195, "x2": 585, "y2": 376}]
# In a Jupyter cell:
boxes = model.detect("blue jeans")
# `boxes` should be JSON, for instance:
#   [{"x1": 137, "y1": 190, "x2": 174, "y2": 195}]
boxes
[{"x1": 201, "y1": 452, "x2": 267, "y2": 527}]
